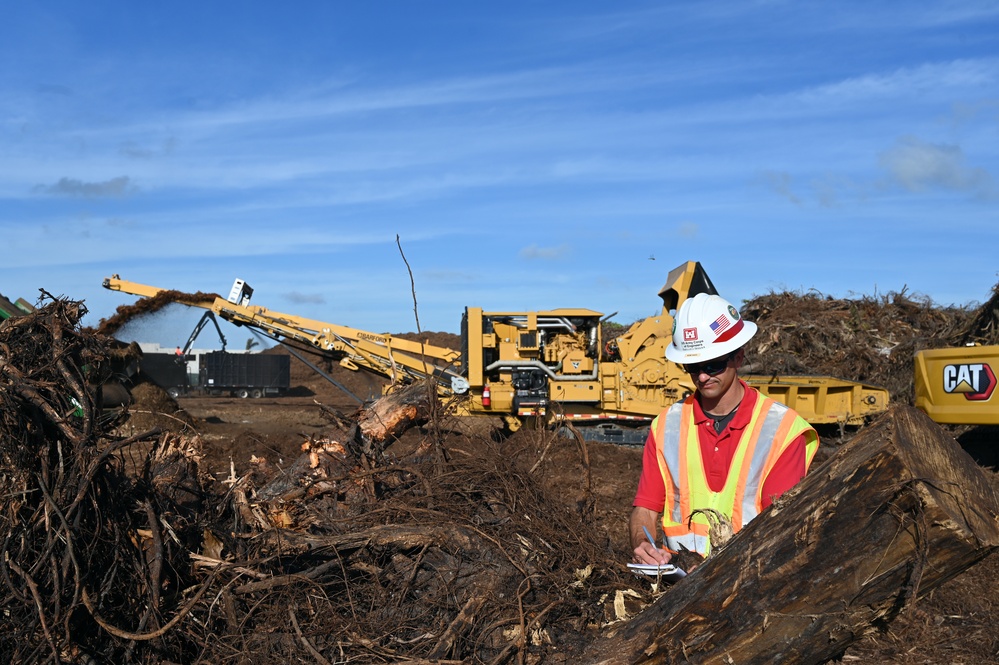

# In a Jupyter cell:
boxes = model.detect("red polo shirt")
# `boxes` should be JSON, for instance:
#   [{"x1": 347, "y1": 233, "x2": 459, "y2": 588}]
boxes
[{"x1": 633, "y1": 383, "x2": 807, "y2": 513}]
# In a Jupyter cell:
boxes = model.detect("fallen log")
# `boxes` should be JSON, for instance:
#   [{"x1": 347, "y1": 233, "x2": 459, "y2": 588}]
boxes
[{"x1": 583, "y1": 405, "x2": 999, "y2": 665}]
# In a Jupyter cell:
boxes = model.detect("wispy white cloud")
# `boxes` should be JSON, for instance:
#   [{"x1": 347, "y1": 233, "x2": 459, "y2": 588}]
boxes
[
  {"x1": 67, "y1": 65, "x2": 680, "y2": 141},
  {"x1": 878, "y1": 136, "x2": 996, "y2": 199},
  {"x1": 782, "y1": 59, "x2": 999, "y2": 109},
  {"x1": 900, "y1": 2, "x2": 999, "y2": 28},
  {"x1": 0, "y1": 199, "x2": 487, "y2": 272},
  {"x1": 758, "y1": 171, "x2": 802, "y2": 206},
  {"x1": 33, "y1": 175, "x2": 136, "y2": 198},
  {"x1": 119, "y1": 137, "x2": 176, "y2": 159},
  {"x1": 519, "y1": 244, "x2": 571, "y2": 260},
  {"x1": 809, "y1": 174, "x2": 863, "y2": 208}
]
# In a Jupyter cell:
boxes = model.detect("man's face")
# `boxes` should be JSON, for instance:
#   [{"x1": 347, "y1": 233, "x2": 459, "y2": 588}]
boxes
[{"x1": 686, "y1": 350, "x2": 743, "y2": 399}]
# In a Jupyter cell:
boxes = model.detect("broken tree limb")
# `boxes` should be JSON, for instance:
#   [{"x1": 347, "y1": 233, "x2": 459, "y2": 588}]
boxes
[
  {"x1": 250, "y1": 522, "x2": 479, "y2": 557},
  {"x1": 355, "y1": 380, "x2": 435, "y2": 452},
  {"x1": 583, "y1": 405, "x2": 999, "y2": 665}
]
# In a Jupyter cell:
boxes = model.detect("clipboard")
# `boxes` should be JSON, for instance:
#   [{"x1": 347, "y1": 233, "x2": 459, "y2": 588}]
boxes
[{"x1": 626, "y1": 563, "x2": 687, "y2": 582}]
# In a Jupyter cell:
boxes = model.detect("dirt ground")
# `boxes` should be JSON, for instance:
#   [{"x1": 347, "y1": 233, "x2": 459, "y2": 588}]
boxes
[{"x1": 118, "y1": 341, "x2": 999, "y2": 665}]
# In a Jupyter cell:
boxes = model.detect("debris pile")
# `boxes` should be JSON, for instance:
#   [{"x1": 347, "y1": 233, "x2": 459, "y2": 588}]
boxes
[
  {"x1": 742, "y1": 286, "x2": 996, "y2": 404},
  {"x1": 0, "y1": 297, "x2": 173, "y2": 662},
  {"x1": 0, "y1": 297, "x2": 640, "y2": 663},
  {"x1": 199, "y1": 425, "x2": 629, "y2": 664}
]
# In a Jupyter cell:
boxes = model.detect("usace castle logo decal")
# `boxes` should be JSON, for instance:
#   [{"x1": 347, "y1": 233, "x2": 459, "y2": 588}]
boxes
[{"x1": 943, "y1": 363, "x2": 996, "y2": 401}]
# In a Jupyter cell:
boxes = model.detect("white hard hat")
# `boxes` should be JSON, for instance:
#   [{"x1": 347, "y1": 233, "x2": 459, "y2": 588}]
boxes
[{"x1": 665, "y1": 293, "x2": 757, "y2": 364}]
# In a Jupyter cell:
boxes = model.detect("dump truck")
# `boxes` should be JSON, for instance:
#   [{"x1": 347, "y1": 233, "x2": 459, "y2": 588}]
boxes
[
  {"x1": 914, "y1": 345, "x2": 998, "y2": 426},
  {"x1": 103, "y1": 261, "x2": 890, "y2": 444},
  {"x1": 138, "y1": 350, "x2": 290, "y2": 399},
  {"x1": 200, "y1": 351, "x2": 291, "y2": 398},
  {"x1": 138, "y1": 352, "x2": 191, "y2": 398}
]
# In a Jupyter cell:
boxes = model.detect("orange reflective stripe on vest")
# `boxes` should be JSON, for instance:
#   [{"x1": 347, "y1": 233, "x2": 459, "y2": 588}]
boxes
[{"x1": 652, "y1": 392, "x2": 818, "y2": 555}]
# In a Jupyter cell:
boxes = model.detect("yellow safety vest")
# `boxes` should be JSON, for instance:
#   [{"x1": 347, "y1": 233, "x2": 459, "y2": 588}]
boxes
[{"x1": 651, "y1": 390, "x2": 818, "y2": 555}]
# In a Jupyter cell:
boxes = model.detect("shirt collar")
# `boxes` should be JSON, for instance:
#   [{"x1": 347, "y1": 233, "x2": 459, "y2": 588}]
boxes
[{"x1": 692, "y1": 380, "x2": 757, "y2": 430}]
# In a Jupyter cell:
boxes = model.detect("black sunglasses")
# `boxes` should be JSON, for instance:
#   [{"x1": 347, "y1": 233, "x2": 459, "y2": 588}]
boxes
[{"x1": 678, "y1": 352, "x2": 736, "y2": 376}]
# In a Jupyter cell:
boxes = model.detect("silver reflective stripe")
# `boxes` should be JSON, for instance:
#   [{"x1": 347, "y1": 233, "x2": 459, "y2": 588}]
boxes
[
  {"x1": 740, "y1": 401, "x2": 789, "y2": 523},
  {"x1": 665, "y1": 532, "x2": 708, "y2": 555},
  {"x1": 660, "y1": 402, "x2": 685, "y2": 523}
]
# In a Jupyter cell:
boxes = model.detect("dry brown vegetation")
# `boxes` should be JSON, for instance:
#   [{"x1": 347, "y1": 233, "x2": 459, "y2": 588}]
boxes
[
  {"x1": 0, "y1": 282, "x2": 996, "y2": 664},
  {"x1": 742, "y1": 284, "x2": 999, "y2": 406}
]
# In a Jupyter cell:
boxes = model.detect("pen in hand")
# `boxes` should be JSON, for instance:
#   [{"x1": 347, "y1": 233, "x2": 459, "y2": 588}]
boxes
[
  {"x1": 642, "y1": 526, "x2": 662, "y2": 553},
  {"x1": 640, "y1": 526, "x2": 674, "y2": 567},
  {"x1": 635, "y1": 526, "x2": 685, "y2": 576}
]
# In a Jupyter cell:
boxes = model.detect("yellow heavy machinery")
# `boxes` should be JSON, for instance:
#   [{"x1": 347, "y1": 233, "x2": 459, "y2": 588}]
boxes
[
  {"x1": 915, "y1": 345, "x2": 998, "y2": 426},
  {"x1": 103, "y1": 261, "x2": 889, "y2": 444}
]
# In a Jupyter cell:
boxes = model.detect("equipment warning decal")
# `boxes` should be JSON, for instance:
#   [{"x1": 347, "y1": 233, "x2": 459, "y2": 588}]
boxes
[{"x1": 943, "y1": 363, "x2": 996, "y2": 401}]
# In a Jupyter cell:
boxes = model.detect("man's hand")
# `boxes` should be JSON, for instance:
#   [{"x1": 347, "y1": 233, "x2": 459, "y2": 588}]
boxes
[
  {"x1": 633, "y1": 540, "x2": 672, "y2": 565},
  {"x1": 629, "y1": 506, "x2": 672, "y2": 565}
]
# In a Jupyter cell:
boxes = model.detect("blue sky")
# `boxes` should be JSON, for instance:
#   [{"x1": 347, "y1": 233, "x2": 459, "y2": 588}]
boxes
[{"x1": 2, "y1": 2, "x2": 998, "y2": 349}]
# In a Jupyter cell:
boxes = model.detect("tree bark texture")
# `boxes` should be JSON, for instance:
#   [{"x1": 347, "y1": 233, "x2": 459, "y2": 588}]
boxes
[
  {"x1": 583, "y1": 405, "x2": 999, "y2": 665},
  {"x1": 356, "y1": 380, "x2": 435, "y2": 445}
]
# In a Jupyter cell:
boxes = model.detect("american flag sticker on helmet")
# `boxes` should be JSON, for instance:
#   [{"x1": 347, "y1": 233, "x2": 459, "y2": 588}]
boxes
[{"x1": 710, "y1": 314, "x2": 730, "y2": 335}]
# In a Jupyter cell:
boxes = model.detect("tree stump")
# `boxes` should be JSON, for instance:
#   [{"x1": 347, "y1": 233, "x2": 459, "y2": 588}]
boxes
[
  {"x1": 355, "y1": 380, "x2": 436, "y2": 454},
  {"x1": 583, "y1": 405, "x2": 999, "y2": 665}
]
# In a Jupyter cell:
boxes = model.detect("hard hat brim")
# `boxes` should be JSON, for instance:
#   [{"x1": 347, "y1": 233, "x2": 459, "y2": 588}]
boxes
[{"x1": 665, "y1": 321, "x2": 758, "y2": 364}]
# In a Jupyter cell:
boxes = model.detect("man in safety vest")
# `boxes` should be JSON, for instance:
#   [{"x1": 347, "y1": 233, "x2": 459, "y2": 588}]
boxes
[{"x1": 630, "y1": 293, "x2": 819, "y2": 565}]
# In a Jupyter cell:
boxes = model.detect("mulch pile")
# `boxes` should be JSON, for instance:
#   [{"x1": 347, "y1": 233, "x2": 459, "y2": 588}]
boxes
[
  {"x1": 741, "y1": 284, "x2": 999, "y2": 405},
  {"x1": 0, "y1": 284, "x2": 997, "y2": 663}
]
